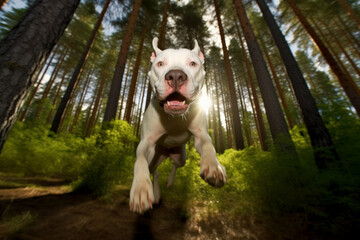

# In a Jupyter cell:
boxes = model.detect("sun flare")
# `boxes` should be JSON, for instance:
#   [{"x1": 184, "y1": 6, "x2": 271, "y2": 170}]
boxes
[{"x1": 198, "y1": 91, "x2": 212, "y2": 114}]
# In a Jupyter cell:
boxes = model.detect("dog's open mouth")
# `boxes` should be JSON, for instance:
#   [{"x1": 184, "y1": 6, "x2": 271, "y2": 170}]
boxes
[{"x1": 161, "y1": 92, "x2": 190, "y2": 115}]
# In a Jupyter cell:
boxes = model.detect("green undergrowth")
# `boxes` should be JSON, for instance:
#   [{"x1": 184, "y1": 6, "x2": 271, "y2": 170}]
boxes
[
  {"x1": 0, "y1": 117, "x2": 359, "y2": 238},
  {"x1": 156, "y1": 119, "x2": 360, "y2": 239},
  {"x1": 74, "y1": 120, "x2": 137, "y2": 197},
  {"x1": 0, "y1": 211, "x2": 35, "y2": 239},
  {"x1": 0, "y1": 121, "x2": 93, "y2": 178},
  {"x1": 0, "y1": 120, "x2": 137, "y2": 198}
]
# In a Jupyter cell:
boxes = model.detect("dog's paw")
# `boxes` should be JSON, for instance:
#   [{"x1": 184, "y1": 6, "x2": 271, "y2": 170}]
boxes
[
  {"x1": 200, "y1": 158, "x2": 227, "y2": 188},
  {"x1": 129, "y1": 176, "x2": 154, "y2": 213}
]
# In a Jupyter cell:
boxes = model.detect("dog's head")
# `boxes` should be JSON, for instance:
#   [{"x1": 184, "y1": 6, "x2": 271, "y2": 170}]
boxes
[{"x1": 148, "y1": 37, "x2": 206, "y2": 116}]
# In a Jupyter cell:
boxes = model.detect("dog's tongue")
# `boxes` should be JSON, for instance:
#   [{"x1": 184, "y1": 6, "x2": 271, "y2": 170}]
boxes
[{"x1": 168, "y1": 100, "x2": 184, "y2": 106}]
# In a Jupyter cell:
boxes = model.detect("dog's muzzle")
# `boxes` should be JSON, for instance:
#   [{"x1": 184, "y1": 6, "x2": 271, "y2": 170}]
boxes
[
  {"x1": 165, "y1": 69, "x2": 187, "y2": 89},
  {"x1": 160, "y1": 69, "x2": 190, "y2": 116}
]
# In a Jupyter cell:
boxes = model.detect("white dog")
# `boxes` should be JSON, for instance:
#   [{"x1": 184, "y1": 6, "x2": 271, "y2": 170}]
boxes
[{"x1": 129, "y1": 38, "x2": 227, "y2": 213}]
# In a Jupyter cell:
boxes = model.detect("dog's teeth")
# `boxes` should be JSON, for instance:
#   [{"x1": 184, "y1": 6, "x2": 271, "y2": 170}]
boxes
[
  {"x1": 181, "y1": 101, "x2": 185, "y2": 105},
  {"x1": 167, "y1": 101, "x2": 171, "y2": 106}
]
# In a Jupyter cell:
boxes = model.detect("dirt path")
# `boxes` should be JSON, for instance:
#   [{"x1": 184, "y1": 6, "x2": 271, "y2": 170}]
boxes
[{"x1": 0, "y1": 177, "x2": 262, "y2": 240}]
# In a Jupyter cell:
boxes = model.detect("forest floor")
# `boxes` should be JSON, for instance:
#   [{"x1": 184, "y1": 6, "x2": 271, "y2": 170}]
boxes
[{"x1": 0, "y1": 175, "x2": 307, "y2": 240}]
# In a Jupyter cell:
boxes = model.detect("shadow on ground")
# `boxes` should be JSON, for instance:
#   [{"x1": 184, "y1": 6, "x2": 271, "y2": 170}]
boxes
[
  {"x1": 0, "y1": 176, "x2": 267, "y2": 240},
  {"x1": 0, "y1": 189, "x2": 190, "y2": 240}
]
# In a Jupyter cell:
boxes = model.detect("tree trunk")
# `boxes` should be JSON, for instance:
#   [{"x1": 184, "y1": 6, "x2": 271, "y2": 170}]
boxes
[
  {"x1": 220, "y1": 81, "x2": 233, "y2": 148},
  {"x1": 322, "y1": 21, "x2": 360, "y2": 78},
  {"x1": 337, "y1": 16, "x2": 360, "y2": 49},
  {"x1": 0, "y1": 0, "x2": 8, "y2": 10},
  {"x1": 337, "y1": 0, "x2": 360, "y2": 28},
  {"x1": 135, "y1": 76, "x2": 148, "y2": 137},
  {"x1": 235, "y1": 21, "x2": 269, "y2": 150},
  {"x1": 256, "y1": 0, "x2": 340, "y2": 168},
  {"x1": 84, "y1": 84, "x2": 98, "y2": 137},
  {"x1": 58, "y1": 95, "x2": 77, "y2": 133},
  {"x1": 311, "y1": 19, "x2": 355, "y2": 82},
  {"x1": 124, "y1": 28, "x2": 146, "y2": 123},
  {"x1": 129, "y1": 72, "x2": 142, "y2": 124},
  {"x1": 46, "y1": 68, "x2": 70, "y2": 124},
  {"x1": 50, "y1": 0, "x2": 111, "y2": 134},
  {"x1": 69, "y1": 66, "x2": 93, "y2": 133},
  {"x1": 210, "y1": 90, "x2": 219, "y2": 151},
  {"x1": 245, "y1": 72, "x2": 262, "y2": 148},
  {"x1": 0, "y1": 0, "x2": 80, "y2": 151},
  {"x1": 118, "y1": 60, "x2": 132, "y2": 119},
  {"x1": 213, "y1": 65, "x2": 225, "y2": 152},
  {"x1": 234, "y1": 0, "x2": 296, "y2": 154},
  {"x1": 34, "y1": 46, "x2": 69, "y2": 119},
  {"x1": 235, "y1": 71, "x2": 253, "y2": 146},
  {"x1": 103, "y1": 0, "x2": 142, "y2": 123},
  {"x1": 43, "y1": 47, "x2": 68, "y2": 99},
  {"x1": 19, "y1": 45, "x2": 60, "y2": 122},
  {"x1": 260, "y1": 40, "x2": 295, "y2": 129},
  {"x1": 86, "y1": 62, "x2": 110, "y2": 137},
  {"x1": 214, "y1": 0, "x2": 245, "y2": 150},
  {"x1": 284, "y1": 0, "x2": 360, "y2": 117},
  {"x1": 158, "y1": 0, "x2": 170, "y2": 49},
  {"x1": 336, "y1": 19, "x2": 360, "y2": 59}
]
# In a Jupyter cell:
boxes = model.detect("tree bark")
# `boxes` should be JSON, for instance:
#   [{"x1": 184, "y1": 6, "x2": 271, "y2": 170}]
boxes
[
  {"x1": 0, "y1": 0, "x2": 80, "y2": 151},
  {"x1": 124, "y1": 28, "x2": 146, "y2": 123},
  {"x1": 235, "y1": 21, "x2": 269, "y2": 150},
  {"x1": 212, "y1": 64, "x2": 225, "y2": 152},
  {"x1": 135, "y1": 76, "x2": 148, "y2": 137},
  {"x1": 19, "y1": 45, "x2": 59, "y2": 122},
  {"x1": 0, "y1": 0, "x2": 8, "y2": 10},
  {"x1": 103, "y1": 0, "x2": 142, "y2": 123},
  {"x1": 50, "y1": 0, "x2": 111, "y2": 133},
  {"x1": 337, "y1": 0, "x2": 360, "y2": 28},
  {"x1": 86, "y1": 62, "x2": 110, "y2": 137},
  {"x1": 118, "y1": 60, "x2": 132, "y2": 119},
  {"x1": 46, "y1": 68, "x2": 70, "y2": 124},
  {"x1": 311, "y1": 19, "x2": 355, "y2": 82},
  {"x1": 233, "y1": 0, "x2": 296, "y2": 154},
  {"x1": 235, "y1": 71, "x2": 253, "y2": 146},
  {"x1": 284, "y1": 0, "x2": 360, "y2": 117},
  {"x1": 69, "y1": 65, "x2": 93, "y2": 133},
  {"x1": 256, "y1": 0, "x2": 340, "y2": 168},
  {"x1": 337, "y1": 16, "x2": 360, "y2": 49},
  {"x1": 260, "y1": 39, "x2": 295, "y2": 129},
  {"x1": 214, "y1": 0, "x2": 245, "y2": 150},
  {"x1": 158, "y1": 0, "x2": 170, "y2": 49},
  {"x1": 322, "y1": 21, "x2": 360, "y2": 78},
  {"x1": 220, "y1": 81, "x2": 233, "y2": 149}
]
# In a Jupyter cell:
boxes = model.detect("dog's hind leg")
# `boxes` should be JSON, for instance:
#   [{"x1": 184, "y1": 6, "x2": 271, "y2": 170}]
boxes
[
  {"x1": 167, "y1": 144, "x2": 187, "y2": 187},
  {"x1": 152, "y1": 170, "x2": 161, "y2": 204},
  {"x1": 149, "y1": 144, "x2": 168, "y2": 204}
]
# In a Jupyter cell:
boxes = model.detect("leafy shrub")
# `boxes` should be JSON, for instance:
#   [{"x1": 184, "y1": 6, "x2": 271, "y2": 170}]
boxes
[
  {"x1": 74, "y1": 120, "x2": 137, "y2": 197},
  {"x1": 156, "y1": 125, "x2": 359, "y2": 239},
  {"x1": 0, "y1": 122, "x2": 92, "y2": 178}
]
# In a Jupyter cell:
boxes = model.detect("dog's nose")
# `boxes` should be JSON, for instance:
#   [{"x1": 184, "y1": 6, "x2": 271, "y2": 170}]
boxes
[{"x1": 165, "y1": 70, "x2": 187, "y2": 89}]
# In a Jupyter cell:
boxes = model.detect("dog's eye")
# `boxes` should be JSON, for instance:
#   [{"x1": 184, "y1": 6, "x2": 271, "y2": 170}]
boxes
[
  {"x1": 190, "y1": 61, "x2": 197, "y2": 67},
  {"x1": 157, "y1": 61, "x2": 164, "y2": 67}
]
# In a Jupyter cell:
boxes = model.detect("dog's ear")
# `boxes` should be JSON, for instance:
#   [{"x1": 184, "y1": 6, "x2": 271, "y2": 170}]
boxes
[
  {"x1": 192, "y1": 39, "x2": 205, "y2": 64},
  {"x1": 150, "y1": 52, "x2": 156, "y2": 63},
  {"x1": 152, "y1": 37, "x2": 162, "y2": 56}
]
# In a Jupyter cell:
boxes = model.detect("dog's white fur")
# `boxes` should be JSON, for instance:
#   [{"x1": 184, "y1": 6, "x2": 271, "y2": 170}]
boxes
[{"x1": 129, "y1": 38, "x2": 227, "y2": 213}]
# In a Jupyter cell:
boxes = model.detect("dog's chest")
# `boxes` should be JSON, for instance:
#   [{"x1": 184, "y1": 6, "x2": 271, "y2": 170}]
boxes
[
  {"x1": 157, "y1": 131, "x2": 192, "y2": 149},
  {"x1": 157, "y1": 117, "x2": 192, "y2": 148}
]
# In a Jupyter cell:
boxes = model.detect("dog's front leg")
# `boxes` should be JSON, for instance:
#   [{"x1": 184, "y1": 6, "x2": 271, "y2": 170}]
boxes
[
  {"x1": 129, "y1": 137, "x2": 157, "y2": 213},
  {"x1": 191, "y1": 127, "x2": 227, "y2": 188}
]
